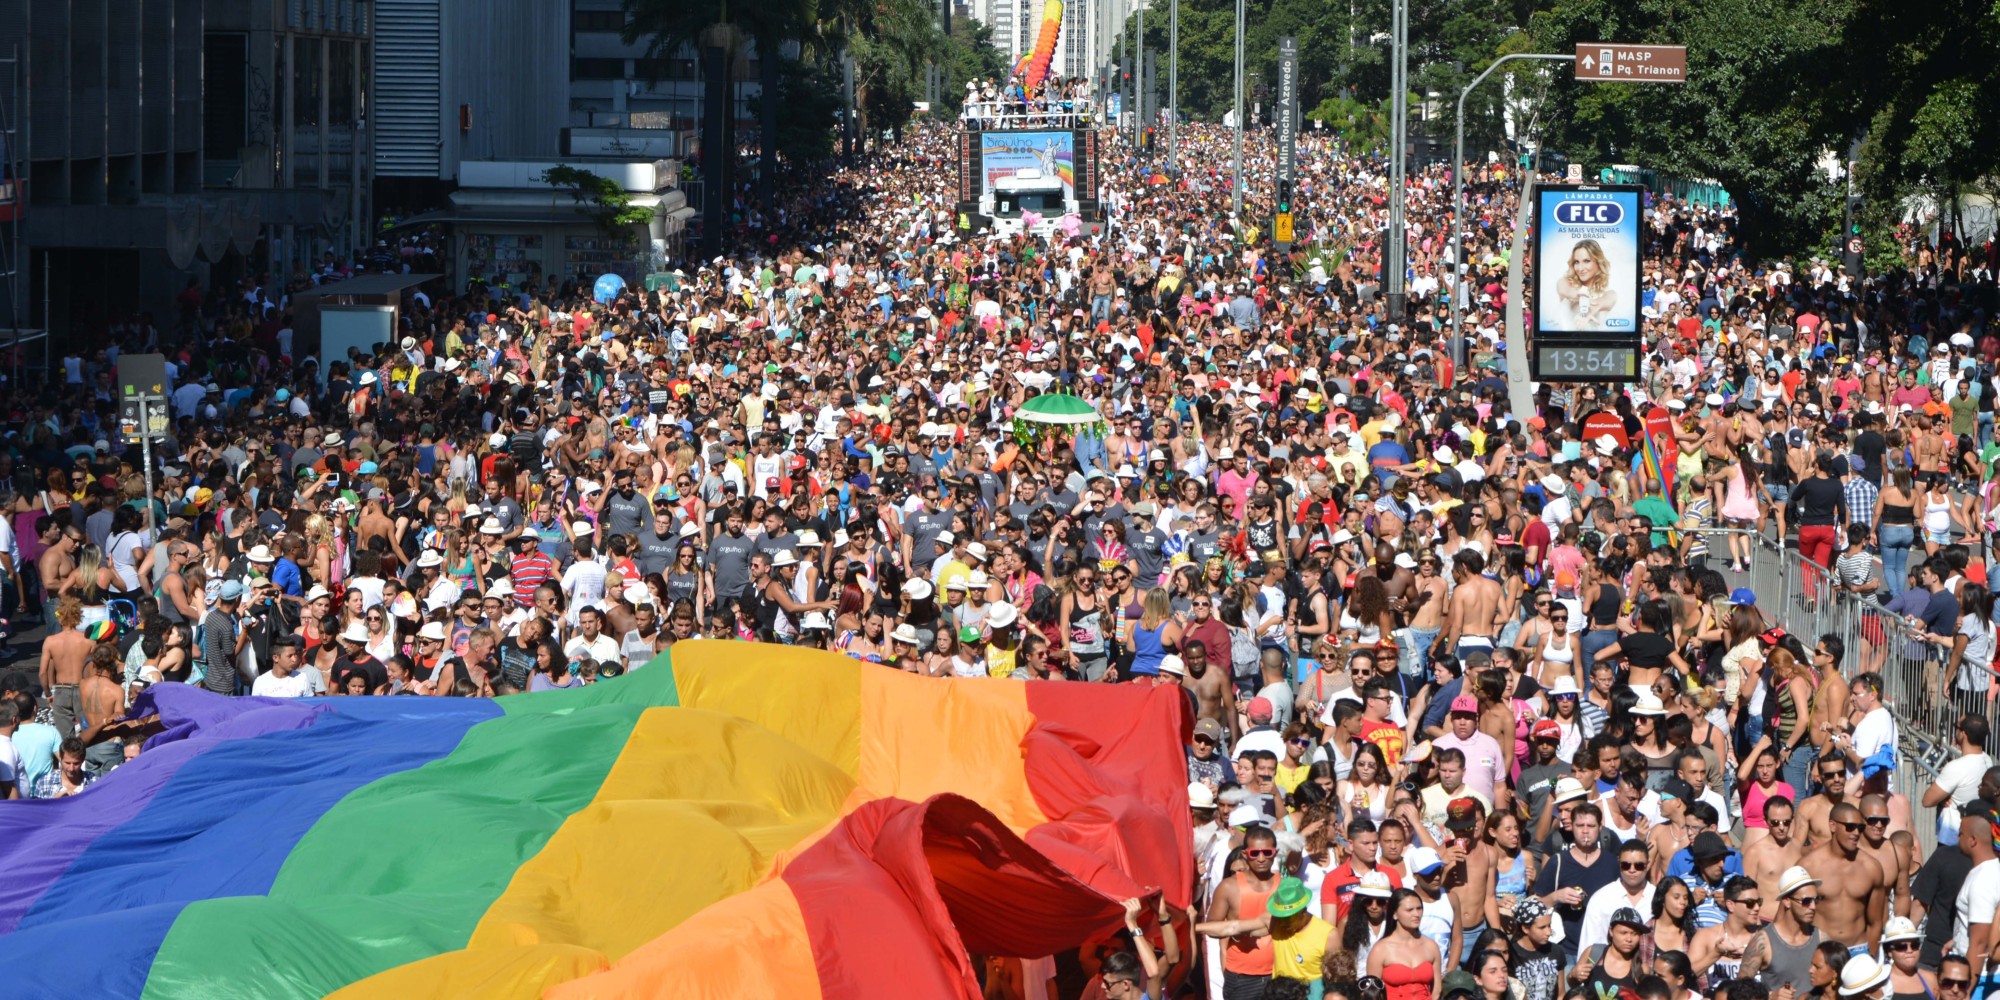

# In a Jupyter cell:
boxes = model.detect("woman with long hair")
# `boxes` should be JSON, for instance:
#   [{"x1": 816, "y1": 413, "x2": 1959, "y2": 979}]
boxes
[
  {"x1": 1718, "y1": 443, "x2": 1763, "y2": 572},
  {"x1": 1339, "y1": 742, "x2": 1394, "y2": 826},
  {"x1": 1483, "y1": 812, "x2": 1539, "y2": 932},
  {"x1": 1942, "y1": 582, "x2": 1995, "y2": 720},
  {"x1": 1341, "y1": 574, "x2": 1393, "y2": 648},
  {"x1": 1875, "y1": 464, "x2": 1919, "y2": 597},
  {"x1": 62, "y1": 543, "x2": 116, "y2": 630},
  {"x1": 1367, "y1": 889, "x2": 1442, "y2": 1000},
  {"x1": 1649, "y1": 877, "x2": 1697, "y2": 955},
  {"x1": 1129, "y1": 587, "x2": 1182, "y2": 679},
  {"x1": 1509, "y1": 898, "x2": 1560, "y2": 1000}
]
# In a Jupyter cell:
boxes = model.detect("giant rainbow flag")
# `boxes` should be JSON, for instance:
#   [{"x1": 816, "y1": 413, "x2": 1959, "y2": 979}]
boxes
[{"x1": 0, "y1": 641, "x2": 1193, "y2": 998}]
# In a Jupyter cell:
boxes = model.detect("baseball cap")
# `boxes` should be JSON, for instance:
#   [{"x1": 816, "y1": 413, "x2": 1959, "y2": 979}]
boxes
[
  {"x1": 1532, "y1": 719, "x2": 1563, "y2": 741},
  {"x1": 1193, "y1": 718, "x2": 1224, "y2": 742},
  {"x1": 1449, "y1": 694, "x2": 1478, "y2": 714},
  {"x1": 1610, "y1": 906, "x2": 1649, "y2": 931},
  {"x1": 1405, "y1": 846, "x2": 1445, "y2": 876},
  {"x1": 1246, "y1": 697, "x2": 1274, "y2": 723},
  {"x1": 1729, "y1": 587, "x2": 1758, "y2": 606}
]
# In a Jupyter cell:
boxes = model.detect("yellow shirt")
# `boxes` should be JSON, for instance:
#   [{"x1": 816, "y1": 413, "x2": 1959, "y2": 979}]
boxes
[
  {"x1": 1272, "y1": 916, "x2": 1334, "y2": 982},
  {"x1": 1275, "y1": 760, "x2": 1313, "y2": 795}
]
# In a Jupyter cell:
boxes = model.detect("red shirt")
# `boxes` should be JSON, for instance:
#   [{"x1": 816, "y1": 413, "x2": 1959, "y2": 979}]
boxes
[
  {"x1": 1322, "y1": 861, "x2": 1404, "y2": 922},
  {"x1": 509, "y1": 550, "x2": 557, "y2": 607}
]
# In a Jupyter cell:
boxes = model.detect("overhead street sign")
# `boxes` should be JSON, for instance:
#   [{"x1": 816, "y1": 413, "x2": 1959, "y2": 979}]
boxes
[{"x1": 1574, "y1": 44, "x2": 1687, "y2": 84}]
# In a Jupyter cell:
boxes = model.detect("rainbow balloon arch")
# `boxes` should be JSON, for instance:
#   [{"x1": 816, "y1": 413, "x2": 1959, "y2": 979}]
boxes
[{"x1": 1011, "y1": 0, "x2": 1064, "y2": 90}]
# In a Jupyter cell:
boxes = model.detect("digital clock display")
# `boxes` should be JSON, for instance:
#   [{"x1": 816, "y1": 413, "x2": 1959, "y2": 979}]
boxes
[{"x1": 1533, "y1": 343, "x2": 1640, "y2": 382}]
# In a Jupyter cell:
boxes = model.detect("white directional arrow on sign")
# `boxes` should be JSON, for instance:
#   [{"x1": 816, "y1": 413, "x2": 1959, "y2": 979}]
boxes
[{"x1": 1581, "y1": 55, "x2": 1595, "y2": 70}]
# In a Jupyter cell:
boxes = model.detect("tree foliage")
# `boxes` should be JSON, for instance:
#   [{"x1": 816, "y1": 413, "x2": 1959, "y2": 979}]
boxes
[{"x1": 540, "y1": 166, "x2": 655, "y2": 241}]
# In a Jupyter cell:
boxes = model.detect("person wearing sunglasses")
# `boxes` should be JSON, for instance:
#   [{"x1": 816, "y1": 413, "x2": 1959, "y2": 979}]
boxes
[
  {"x1": 1687, "y1": 875, "x2": 1766, "y2": 990},
  {"x1": 1096, "y1": 898, "x2": 1166, "y2": 1000},
  {"x1": 1196, "y1": 876, "x2": 1336, "y2": 995},
  {"x1": 1879, "y1": 917, "x2": 1935, "y2": 999},
  {"x1": 1204, "y1": 824, "x2": 1282, "y2": 996},
  {"x1": 1577, "y1": 840, "x2": 1657, "y2": 956},
  {"x1": 1739, "y1": 866, "x2": 1826, "y2": 995},
  {"x1": 1934, "y1": 954, "x2": 1972, "y2": 1000},
  {"x1": 1795, "y1": 802, "x2": 1891, "y2": 953}
]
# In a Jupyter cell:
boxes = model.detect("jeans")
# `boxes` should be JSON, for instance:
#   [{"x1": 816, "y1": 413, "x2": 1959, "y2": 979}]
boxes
[
  {"x1": 1798, "y1": 524, "x2": 1839, "y2": 593},
  {"x1": 1090, "y1": 293, "x2": 1113, "y2": 324},
  {"x1": 1783, "y1": 742, "x2": 1816, "y2": 803},
  {"x1": 1399, "y1": 626, "x2": 1440, "y2": 677},
  {"x1": 1581, "y1": 629, "x2": 1620, "y2": 675},
  {"x1": 1981, "y1": 411, "x2": 1993, "y2": 452},
  {"x1": 1878, "y1": 523, "x2": 1914, "y2": 597}
]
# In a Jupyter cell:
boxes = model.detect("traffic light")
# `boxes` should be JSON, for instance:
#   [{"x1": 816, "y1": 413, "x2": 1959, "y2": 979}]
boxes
[{"x1": 1277, "y1": 178, "x2": 1293, "y2": 214}]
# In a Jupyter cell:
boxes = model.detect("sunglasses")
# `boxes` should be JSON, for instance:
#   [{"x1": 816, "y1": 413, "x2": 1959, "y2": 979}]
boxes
[
  {"x1": 1790, "y1": 895, "x2": 1821, "y2": 906},
  {"x1": 1289, "y1": 737, "x2": 1312, "y2": 746},
  {"x1": 1733, "y1": 897, "x2": 1763, "y2": 909},
  {"x1": 1819, "y1": 770, "x2": 1845, "y2": 780},
  {"x1": 1245, "y1": 849, "x2": 1277, "y2": 859},
  {"x1": 1835, "y1": 820, "x2": 1865, "y2": 832},
  {"x1": 1619, "y1": 861, "x2": 1649, "y2": 871},
  {"x1": 1888, "y1": 942, "x2": 1918, "y2": 953},
  {"x1": 1942, "y1": 981, "x2": 1971, "y2": 990},
  {"x1": 1864, "y1": 815, "x2": 1889, "y2": 825}
]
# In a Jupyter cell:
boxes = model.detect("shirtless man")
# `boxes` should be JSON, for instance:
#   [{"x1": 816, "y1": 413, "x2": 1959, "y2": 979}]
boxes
[
  {"x1": 1796, "y1": 802, "x2": 1890, "y2": 950},
  {"x1": 78, "y1": 645, "x2": 128, "y2": 772},
  {"x1": 1743, "y1": 795, "x2": 1805, "y2": 921},
  {"x1": 1437, "y1": 550, "x2": 1503, "y2": 661},
  {"x1": 1181, "y1": 641, "x2": 1239, "y2": 743},
  {"x1": 36, "y1": 518, "x2": 79, "y2": 624},
  {"x1": 1807, "y1": 641, "x2": 1852, "y2": 783},
  {"x1": 1689, "y1": 876, "x2": 1767, "y2": 991},
  {"x1": 1402, "y1": 554, "x2": 1450, "y2": 677},
  {"x1": 39, "y1": 597, "x2": 94, "y2": 738},
  {"x1": 1797, "y1": 757, "x2": 1857, "y2": 847},
  {"x1": 1857, "y1": 794, "x2": 1913, "y2": 919},
  {"x1": 1444, "y1": 800, "x2": 1496, "y2": 964}
]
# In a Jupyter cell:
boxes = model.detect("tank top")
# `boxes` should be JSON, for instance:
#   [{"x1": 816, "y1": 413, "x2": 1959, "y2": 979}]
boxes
[
  {"x1": 1925, "y1": 492, "x2": 1953, "y2": 532},
  {"x1": 1495, "y1": 849, "x2": 1529, "y2": 897},
  {"x1": 1755, "y1": 924, "x2": 1823, "y2": 995},
  {"x1": 1224, "y1": 871, "x2": 1278, "y2": 975},
  {"x1": 1541, "y1": 628, "x2": 1574, "y2": 666},
  {"x1": 1773, "y1": 680, "x2": 1803, "y2": 745},
  {"x1": 621, "y1": 628, "x2": 658, "y2": 673},
  {"x1": 1068, "y1": 596, "x2": 1105, "y2": 657},
  {"x1": 1131, "y1": 621, "x2": 1167, "y2": 676},
  {"x1": 1881, "y1": 496, "x2": 1915, "y2": 525},
  {"x1": 1273, "y1": 915, "x2": 1335, "y2": 983}
]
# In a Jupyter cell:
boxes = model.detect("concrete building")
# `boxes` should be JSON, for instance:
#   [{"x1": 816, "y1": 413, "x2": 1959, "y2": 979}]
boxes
[
  {"x1": 566, "y1": 0, "x2": 770, "y2": 131},
  {"x1": 369, "y1": 0, "x2": 570, "y2": 191}
]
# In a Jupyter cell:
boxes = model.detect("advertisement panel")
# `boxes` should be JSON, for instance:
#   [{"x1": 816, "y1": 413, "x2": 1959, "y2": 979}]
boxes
[
  {"x1": 1534, "y1": 185, "x2": 1642, "y2": 336},
  {"x1": 978, "y1": 130, "x2": 1076, "y2": 202}
]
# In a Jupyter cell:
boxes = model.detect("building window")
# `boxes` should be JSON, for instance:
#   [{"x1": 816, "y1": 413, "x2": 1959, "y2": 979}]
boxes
[
  {"x1": 573, "y1": 58, "x2": 626, "y2": 80},
  {"x1": 574, "y1": 10, "x2": 627, "y2": 32},
  {"x1": 204, "y1": 33, "x2": 249, "y2": 152},
  {"x1": 633, "y1": 58, "x2": 696, "y2": 81}
]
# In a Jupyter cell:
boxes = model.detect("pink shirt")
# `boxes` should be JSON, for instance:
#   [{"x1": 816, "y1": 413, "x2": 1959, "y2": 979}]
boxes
[
  {"x1": 1435, "y1": 730, "x2": 1508, "y2": 805},
  {"x1": 1741, "y1": 780, "x2": 1797, "y2": 829},
  {"x1": 1216, "y1": 469, "x2": 1258, "y2": 520}
]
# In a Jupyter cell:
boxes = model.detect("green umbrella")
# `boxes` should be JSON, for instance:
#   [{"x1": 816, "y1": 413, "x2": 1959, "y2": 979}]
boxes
[{"x1": 1012, "y1": 392, "x2": 1106, "y2": 445}]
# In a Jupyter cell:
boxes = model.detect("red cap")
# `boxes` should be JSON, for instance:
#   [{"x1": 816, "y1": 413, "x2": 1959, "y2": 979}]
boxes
[
  {"x1": 1246, "y1": 697, "x2": 1274, "y2": 722},
  {"x1": 1532, "y1": 719, "x2": 1563, "y2": 740},
  {"x1": 765, "y1": 476, "x2": 780, "y2": 488}
]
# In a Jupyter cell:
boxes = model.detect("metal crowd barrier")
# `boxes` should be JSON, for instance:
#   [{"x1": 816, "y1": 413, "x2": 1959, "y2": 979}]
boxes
[{"x1": 1697, "y1": 525, "x2": 1994, "y2": 857}]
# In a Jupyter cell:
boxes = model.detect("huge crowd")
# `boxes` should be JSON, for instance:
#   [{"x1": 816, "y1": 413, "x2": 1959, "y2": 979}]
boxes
[{"x1": 1, "y1": 107, "x2": 1999, "y2": 1000}]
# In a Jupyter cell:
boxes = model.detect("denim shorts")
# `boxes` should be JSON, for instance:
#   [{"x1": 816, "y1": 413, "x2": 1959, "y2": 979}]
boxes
[{"x1": 1763, "y1": 484, "x2": 1791, "y2": 506}]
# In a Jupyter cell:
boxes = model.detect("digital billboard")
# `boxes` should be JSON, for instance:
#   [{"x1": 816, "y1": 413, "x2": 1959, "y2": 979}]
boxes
[
  {"x1": 1534, "y1": 185, "x2": 1642, "y2": 337},
  {"x1": 978, "y1": 130, "x2": 1076, "y2": 202}
]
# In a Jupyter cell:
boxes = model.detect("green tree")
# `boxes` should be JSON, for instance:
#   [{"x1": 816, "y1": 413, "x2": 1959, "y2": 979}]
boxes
[
  {"x1": 1528, "y1": 0, "x2": 1852, "y2": 254},
  {"x1": 540, "y1": 166, "x2": 656, "y2": 243}
]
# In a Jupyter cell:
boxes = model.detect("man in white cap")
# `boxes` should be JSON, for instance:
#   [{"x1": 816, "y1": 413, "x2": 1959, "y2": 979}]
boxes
[{"x1": 1739, "y1": 865, "x2": 1826, "y2": 993}]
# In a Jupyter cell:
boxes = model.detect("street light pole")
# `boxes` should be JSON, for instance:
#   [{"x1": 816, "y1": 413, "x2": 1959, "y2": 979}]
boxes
[
  {"x1": 1447, "y1": 52, "x2": 1575, "y2": 363},
  {"x1": 1169, "y1": 0, "x2": 1178, "y2": 167},
  {"x1": 1232, "y1": 0, "x2": 1244, "y2": 217},
  {"x1": 1385, "y1": 0, "x2": 1407, "y2": 321},
  {"x1": 1136, "y1": 1, "x2": 1145, "y2": 150}
]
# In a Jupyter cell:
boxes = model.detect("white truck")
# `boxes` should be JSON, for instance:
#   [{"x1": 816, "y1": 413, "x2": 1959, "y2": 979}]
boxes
[{"x1": 981, "y1": 169, "x2": 1073, "y2": 238}]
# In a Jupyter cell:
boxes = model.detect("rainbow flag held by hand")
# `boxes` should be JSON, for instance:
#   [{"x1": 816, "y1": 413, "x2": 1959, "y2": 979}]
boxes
[{"x1": 0, "y1": 642, "x2": 1193, "y2": 999}]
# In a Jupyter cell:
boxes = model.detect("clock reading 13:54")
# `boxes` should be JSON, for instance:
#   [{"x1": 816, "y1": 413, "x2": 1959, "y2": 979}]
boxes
[{"x1": 1535, "y1": 344, "x2": 1639, "y2": 380}]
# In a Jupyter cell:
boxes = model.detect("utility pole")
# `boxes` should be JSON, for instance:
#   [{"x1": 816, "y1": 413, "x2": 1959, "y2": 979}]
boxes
[
  {"x1": 1135, "y1": 1, "x2": 1145, "y2": 151},
  {"x1": 1168, "y1": 0, "x2": 1179, "y2": 167},
  {"x1": 1385, "y1": 0, "x2": 1408, "y2": 320},
  {"x1": 1231, "y1": 0, "x2": 1244, "y2": 217},
  {"x1": 1448, "y1": 52, "x2": 1575, "y2": 359}
]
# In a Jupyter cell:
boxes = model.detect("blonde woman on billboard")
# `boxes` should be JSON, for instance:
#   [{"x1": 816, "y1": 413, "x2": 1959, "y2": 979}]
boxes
[{"x1": 1555, "y1": 238, "x2": 1618, "y2": 329}]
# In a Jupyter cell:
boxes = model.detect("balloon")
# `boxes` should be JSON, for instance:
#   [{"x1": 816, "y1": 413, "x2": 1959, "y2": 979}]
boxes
[
  {"x1": 486, "y1": 313, "x2": 497, "y2": 324},
  {"x1": 1021, "y1": 0, "x2": 1063, "y2": 91},
  {"x1": 592, "y1": 273, "x2": 627, "y2": 304}
]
